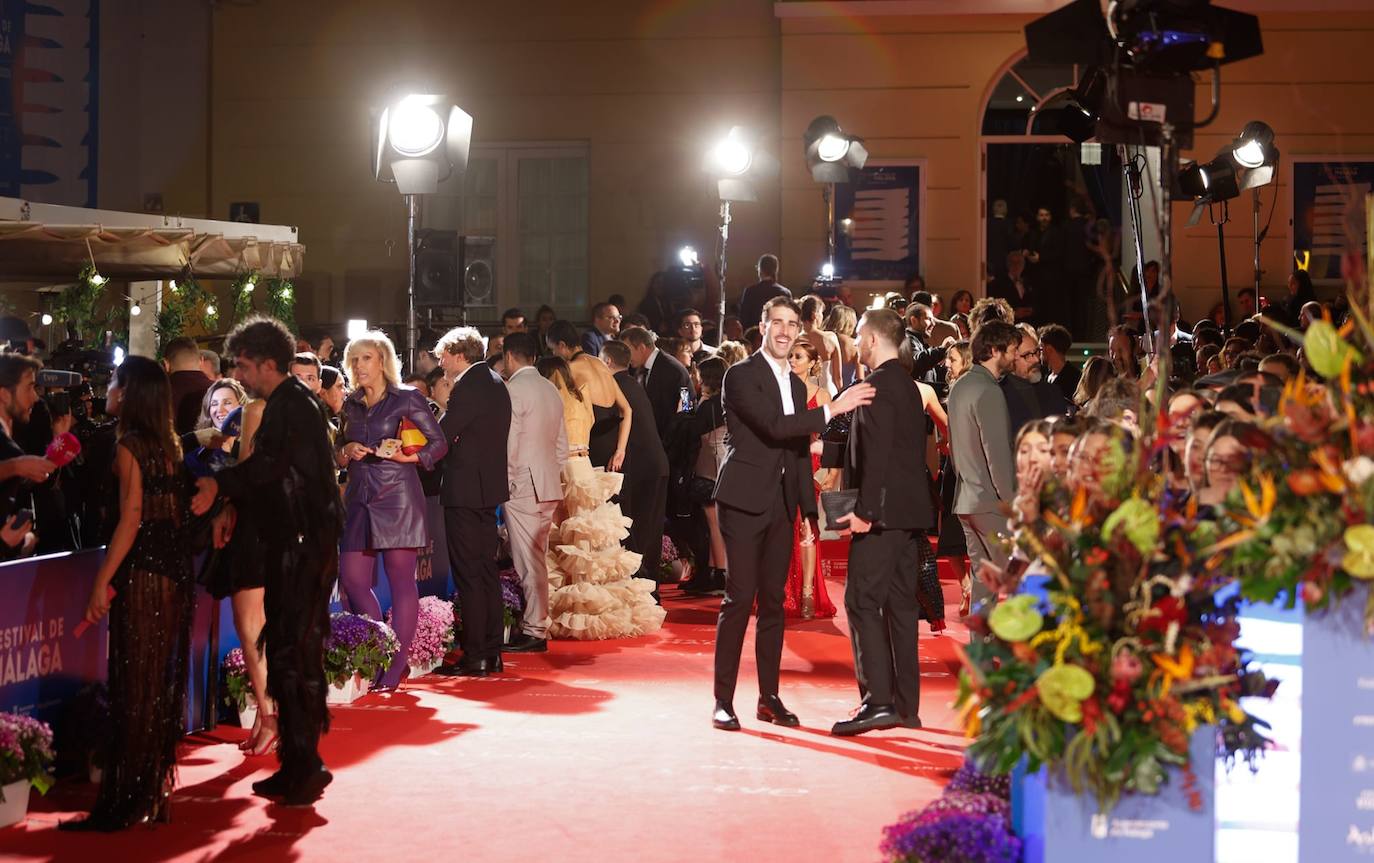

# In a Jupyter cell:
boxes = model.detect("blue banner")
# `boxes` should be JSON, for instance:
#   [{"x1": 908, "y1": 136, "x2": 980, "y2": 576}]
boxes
[
  {"x1": 833, "y1": 163, "x2": 923, "y2": 282},
  {"x1": 1292, "y1": 159, "x2": 1374, "y2": 288},
  {"x1": 1298, "y1": 590, "x2": 1374, "y2": 860}
]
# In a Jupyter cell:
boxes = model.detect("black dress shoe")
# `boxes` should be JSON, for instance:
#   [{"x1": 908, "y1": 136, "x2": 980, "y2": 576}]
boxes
[
  {"x1": 490, "y1": 654, "x2": 504, "y2": 673},
  {"x1": 281, "y1": 766, "x2": 333, "y2": 807},
  {"x1": 504, "y1": 632, "x2": 548, "y2": 653},
  {"x1": 831, "y1": 703, "x2": 901, "y2": 737},
  {"x1": 679, "y1": 576, "x2": 713, "y2": 595},
  {"x1": 712, "y1": 701, "x2": 740, "y2": 731},
  {"x1": 433, "y1": 657, "x2": 490, "y2": 677},
  {"x1": 251, "y1": 769, "x2": 292, "y2": 798},
  {"x1": 900, "y1": 714, "x2": 923, "y2": 729},
  {"x1": 756, "y1": 695, "x2": 800, "y2": 727}
]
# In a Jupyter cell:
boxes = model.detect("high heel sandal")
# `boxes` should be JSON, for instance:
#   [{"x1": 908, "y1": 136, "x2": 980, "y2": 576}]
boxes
[
  {"x1": 248, "y1": 714, "x2": 279, "y2": 757},
  {"x1": 239, "y1": 712, "x2": 261, "y2": 752},
  {"x1": 801, "y1": 592, "x2": 815, "y2": 620}
]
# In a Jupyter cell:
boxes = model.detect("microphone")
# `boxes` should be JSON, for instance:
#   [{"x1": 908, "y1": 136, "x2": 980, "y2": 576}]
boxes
[
  {"x1": 45, "y1": 432, "x2": 81, "y2": 468},
  {"x1": 36, "y1": 369, "x2": 83, "y2": 388}
]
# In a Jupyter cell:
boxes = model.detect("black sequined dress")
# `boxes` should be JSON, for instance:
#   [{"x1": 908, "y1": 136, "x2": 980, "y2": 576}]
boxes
[{"x1": 70, "y1": 435, "x2": 195, "y2": 830}]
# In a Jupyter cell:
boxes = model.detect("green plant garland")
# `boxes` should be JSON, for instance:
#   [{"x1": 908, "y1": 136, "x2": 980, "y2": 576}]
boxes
[
  {"x1": 155, "y1": 275, "x2": 219, "y2": 355},
  {"x1": 52, "y1": 264, "x2": 114, "y2": 345},
  {"x1": 229, "y1": 271, "x2": 296, "y2": 334}
]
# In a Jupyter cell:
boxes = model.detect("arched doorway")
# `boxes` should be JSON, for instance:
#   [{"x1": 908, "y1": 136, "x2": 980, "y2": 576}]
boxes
[{"x1": 978, "y1": 50, "x2": 1123, "y2": 341}]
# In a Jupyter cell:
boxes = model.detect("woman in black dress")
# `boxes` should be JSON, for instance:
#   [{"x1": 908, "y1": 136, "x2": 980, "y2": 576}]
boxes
[{"x1": 65, "y1": 356, "x2": 195, "y2": 831}]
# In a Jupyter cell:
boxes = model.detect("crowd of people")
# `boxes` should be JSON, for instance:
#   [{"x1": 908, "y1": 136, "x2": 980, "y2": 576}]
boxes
[{"x1": 0, "y1": 242, "x2": 1334, "y2": 829}]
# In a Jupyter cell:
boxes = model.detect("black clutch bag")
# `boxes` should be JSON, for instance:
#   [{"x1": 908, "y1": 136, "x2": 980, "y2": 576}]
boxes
[{"x1": 820, "y1": 489, "x2": 859, "y2": 525}]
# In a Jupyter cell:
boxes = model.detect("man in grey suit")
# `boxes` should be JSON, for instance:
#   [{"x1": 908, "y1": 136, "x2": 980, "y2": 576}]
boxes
[
  {"x1": 501, "y1": 332, "x2": 568, "y2": 653},
  {"x1": 946, "y1": 320, "x2": 1020, "y2": 608}
]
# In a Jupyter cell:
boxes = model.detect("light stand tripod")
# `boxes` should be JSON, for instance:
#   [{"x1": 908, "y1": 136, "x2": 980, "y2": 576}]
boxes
[
  {"x1": 1211, "y1": 200, "x2": 1233, "y2": 334},
  {"x1": 715, "y1": 200, "x2": 732, "y2": 345}
]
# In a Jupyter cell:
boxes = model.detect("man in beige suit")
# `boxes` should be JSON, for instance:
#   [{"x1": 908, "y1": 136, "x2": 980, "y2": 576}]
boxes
[{"x1": 501, "y1": 332, "x2": 568, "y2": 653}]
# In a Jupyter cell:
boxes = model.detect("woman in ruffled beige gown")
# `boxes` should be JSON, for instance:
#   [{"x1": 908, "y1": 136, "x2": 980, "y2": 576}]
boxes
[{"x1": 535, "y1": 357, "x2": 666, "y2": 640}]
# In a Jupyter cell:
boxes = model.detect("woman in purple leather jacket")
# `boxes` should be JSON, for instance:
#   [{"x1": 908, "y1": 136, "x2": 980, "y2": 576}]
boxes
[{"x1": 337, "y1": 331, "x2": 448, "y2": 690}]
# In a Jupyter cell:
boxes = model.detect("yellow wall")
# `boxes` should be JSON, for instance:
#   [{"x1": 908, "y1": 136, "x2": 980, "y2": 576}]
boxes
[
  {"x1": 778, "y1": 8, "x2": 1374, "y2": 323},
  {"x1": 198, "y1": 3, "x2": 1374, "y2": 328},
  {"x1": 208, "y1": 0, "x2": 782, "y2": 326}
]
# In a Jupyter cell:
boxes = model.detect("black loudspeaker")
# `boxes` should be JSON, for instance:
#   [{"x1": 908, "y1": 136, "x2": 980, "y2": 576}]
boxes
[{"x1": 414, "y1": 229, "x2": 459, "y2": 307}]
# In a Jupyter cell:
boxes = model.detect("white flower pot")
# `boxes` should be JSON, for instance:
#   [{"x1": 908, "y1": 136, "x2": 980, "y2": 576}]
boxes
[
  {"x1": 326, "y1": 673, "x2": 369, "y2": 705},
  {"x1": 0, "y1": 780, "x2": 30, "y2": 828},
  {"x1": 237, "y1": 699, "x2": 258, "y2": 730},
  {"x1": 408, "y1": 657, "x2": 441, "y2": 677}
]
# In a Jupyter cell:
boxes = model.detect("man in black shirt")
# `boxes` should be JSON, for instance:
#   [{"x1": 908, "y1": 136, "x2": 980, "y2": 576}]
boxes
[
  {"x1": 192, "y1": 316, "x2": 343, "y2": 807},
  {"x1": 736, "y1": 254, "x2": 790, "y2": 338}
]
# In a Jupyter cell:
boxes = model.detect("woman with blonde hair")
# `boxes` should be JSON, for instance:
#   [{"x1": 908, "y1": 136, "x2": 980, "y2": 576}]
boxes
[
  {"x1": 536, "y1": 355, "x2": 664, "y2": 639},
  {"x1": 800, "y1": 294, "x2": 843, "y2": 394},
  {"x1": 823, "y1": 303, "x2": 862, "y2": 385},
  {"x1": 336, "y1": 331, "x2": 448, "y2": 691},
  {"x1": 1072, "y1": 355, "x2": 1112, "y2": 409},
  {"x1": 715, "y1": 340, "x2": 749, "y2": 367}
]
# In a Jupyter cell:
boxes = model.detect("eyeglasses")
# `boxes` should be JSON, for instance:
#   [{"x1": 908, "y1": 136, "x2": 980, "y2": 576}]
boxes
[{"x1": 1017, "y1": 350, "x2": 1038, "y2": 360}]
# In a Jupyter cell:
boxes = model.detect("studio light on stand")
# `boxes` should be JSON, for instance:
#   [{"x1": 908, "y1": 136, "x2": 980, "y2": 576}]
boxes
[
  {"x1": 704, "y1": 126, "x2": 777, "y2": 345},
  {"x1": 1178, "y1": 119, "x2": 1278, "y2": 332},
  {"x1": 803, "y1": 115, "x2": 867, "y2": 288},
  {"x1": 373, "y1": 92, "x2": 473, "y2": 368}
]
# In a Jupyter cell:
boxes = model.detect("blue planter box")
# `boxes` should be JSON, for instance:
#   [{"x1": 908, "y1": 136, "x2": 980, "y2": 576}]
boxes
[
  {"x1": 1012, "y1": 725, "x2": 1215, "y2": 863},
  {"x1": 1299, "y1": 590, "x2": 1374, "y2": 860}
]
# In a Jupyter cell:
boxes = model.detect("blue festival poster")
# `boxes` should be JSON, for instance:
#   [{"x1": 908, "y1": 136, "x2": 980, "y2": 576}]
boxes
[
  {"x1": 1292, "y1": 158, "x2": 1374, "y2": 287},
  {"x1": 833, "y1": 162, "x2": 923, "y2": 282}
]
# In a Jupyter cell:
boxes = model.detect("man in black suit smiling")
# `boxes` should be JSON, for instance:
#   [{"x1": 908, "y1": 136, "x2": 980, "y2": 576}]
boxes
[{"x1": 710, "y1": 296, "x2": 874, "y2": 731}]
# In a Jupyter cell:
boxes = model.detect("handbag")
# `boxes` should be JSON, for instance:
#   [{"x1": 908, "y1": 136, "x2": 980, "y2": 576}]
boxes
[
  {"x1": 819, "y1": 489, "x2": 859, "y2": 526},
  {"x1": 687, "y1": 475, "x2": 717, "y2": 505},
  {"x1": 398, "y1": 416, "x2": 427, "y2": 455}
]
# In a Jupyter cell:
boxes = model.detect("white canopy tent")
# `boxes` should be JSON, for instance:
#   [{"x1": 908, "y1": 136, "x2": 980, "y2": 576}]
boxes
[{"x1": 0, "y1": 197, "x2": 304, "y2": 280}]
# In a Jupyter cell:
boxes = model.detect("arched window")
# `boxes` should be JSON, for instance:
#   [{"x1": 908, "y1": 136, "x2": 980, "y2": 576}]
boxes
[{"x1": 982, "y1": 52, "x2": 1085, "y2": 137}]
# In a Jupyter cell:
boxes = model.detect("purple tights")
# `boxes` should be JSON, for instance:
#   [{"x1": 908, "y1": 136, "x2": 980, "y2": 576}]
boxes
[{"x1": 339, "y1": 549, "x2": 419, "y2": 689}]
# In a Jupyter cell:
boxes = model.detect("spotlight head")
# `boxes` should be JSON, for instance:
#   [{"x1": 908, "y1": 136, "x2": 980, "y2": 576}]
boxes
[
  {"x1": 347, "y1": 319, "x2": 369, "y2": 341},
  {"x1": 113, "y1": 346, "x2": 125, "y2": 367},
  {"x1": 820, "y1": 262, "x2": 835, "y2": 280},
  {"x1": 803, "y1": 115, "x2": 868, "y2": 183},
  {"x1": 708, "y1": 128, "x2": 754, "y2": 177},
  {"x1": 373, "y1": 92, "x2": 473, "y2": 196},
  {"x1": 678, "y1": 246, "x2": 699, "y2": 268},
  {"x1": 1232, "y1": 120, "x2": 1275, "y2": 168},
  {"x1": 1179, "y1": 155, "x2": 1237, "y2": 202}
]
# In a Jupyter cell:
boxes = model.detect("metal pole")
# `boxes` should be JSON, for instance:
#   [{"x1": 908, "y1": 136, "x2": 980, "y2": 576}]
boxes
[
  {"x1": 406, "y1": 193, "x2": 420, "y2": 371},
  {"x1": 1216, "y1": 202, "x2": 1232, "y2": 334},
  {"x1": 1155, "y1": 125, "x2": 1176, "y2": 362},
  {"x1": 1121, "y1": 146, "x2": 1152, "y2": 358},
  {"x1": 717, "y1": 200, "x2": 731, "y2": 342},
  {"x1": 1252, "y1": 187, "x2": 1262, "y2": 300},
  {"x1": 826, "y1": 183, "x2": 836, "y2": 267}
]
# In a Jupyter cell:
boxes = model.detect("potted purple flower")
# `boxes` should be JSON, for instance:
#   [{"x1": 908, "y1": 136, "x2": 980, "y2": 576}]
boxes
[
  {"x1": 499, "y1": 569, "x2": 525, "y2": 644},
  {"x1": 221, "y1": 648, "x2": 256, "y2": 728},
  {"x1": 657, "y1": 534, "x2": 691, "y2": 583},
  {"x1": 389, "y1": 595, "x2": 455, "y2": 676},
  {"x1": 0, "y1": 712, "x2": 54, "y2": 828},
  {"x1": 880, "y1": 760, "x2": 1021, "y2": 863},
  {"x1": 324, "y1": 612, "x2": 399, "y2": 704}
]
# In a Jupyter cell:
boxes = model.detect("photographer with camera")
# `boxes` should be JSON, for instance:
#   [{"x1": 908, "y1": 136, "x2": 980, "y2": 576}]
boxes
[{"x1": 0, "y1": 353, "x2": 59, "y2": 558}]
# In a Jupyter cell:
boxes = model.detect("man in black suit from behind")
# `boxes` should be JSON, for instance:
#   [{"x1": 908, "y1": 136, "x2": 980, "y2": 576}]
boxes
[
  {"x1": 832, "y1": 308, "x2": 932, "y2": 736},
  {"x1": 619, "y1": 325, "x2": 689, "y2": 446},
  {"x1": 433, "y1": 326, "x2": 513, "y2": 678},
  {"x1": 710, "y1": 296, "x2": 874, "y2": 731},
  {"x1": 736, "y1": 253, "x2": 790, "y2": 339},
  {"x1": 599, "y1": 339, "x2": 670, "y2": 592}
]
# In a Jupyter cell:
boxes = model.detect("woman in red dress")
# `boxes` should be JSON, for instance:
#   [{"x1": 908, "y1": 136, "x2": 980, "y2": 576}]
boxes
[{"x1": 782, "y1": 338, "x2": 836, "y2": 620}]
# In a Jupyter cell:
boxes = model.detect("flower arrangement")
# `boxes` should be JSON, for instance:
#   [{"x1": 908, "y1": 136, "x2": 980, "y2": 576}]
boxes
[
  {"x1": 222, "y1": 648, "x2": 252, "y2": 712},
  {"x1": 958, "y1": 426, "x2": 1276, "y2": 815},
  {"x1": 0, "y1": 713, "x2": 54, "y2": 802},
  {"x1": 500, "y1": 569, "x2": 525, "y2": 630},
  {"x1": 880, "y1": 760, "x2": 1021, "y2": 863},
  {"x1": 389, "y1": 595, "x2": 455, "y2": 668},
  {"x1": 657, "y1": 534, "x2": 683, "y2": 580},
  {"x1": 1212, "y1": 311, "x2": 1374, "y2": 629},
  {"x1": 324, "y1": 613, "x2": 399, "y2": 687}
]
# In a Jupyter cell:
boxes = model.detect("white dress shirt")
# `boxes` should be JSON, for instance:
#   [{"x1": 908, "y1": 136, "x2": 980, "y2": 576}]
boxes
[{"x1": 764, "y1": 352, "x2": 831, "y2": 422}]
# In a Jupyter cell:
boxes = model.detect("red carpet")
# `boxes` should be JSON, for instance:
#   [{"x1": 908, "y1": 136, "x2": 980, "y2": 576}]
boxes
[{"x1": 3, "y1": 574, "x2": 967, "y2": 863}]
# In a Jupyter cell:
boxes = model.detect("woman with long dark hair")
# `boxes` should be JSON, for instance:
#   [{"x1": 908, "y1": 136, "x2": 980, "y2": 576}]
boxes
[
  {"x1": 65, "y1": 356, "x2": 195, "y2": 831},
  {"x1": 1284, "y1": 268, "x2": 1317, "y2": 329}
]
